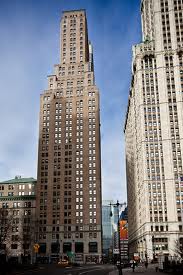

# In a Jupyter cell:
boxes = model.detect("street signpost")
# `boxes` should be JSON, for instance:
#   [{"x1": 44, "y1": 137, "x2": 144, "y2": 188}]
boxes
[{"x1": 67, "y1": 251, "x2": 75, "y2": 263}]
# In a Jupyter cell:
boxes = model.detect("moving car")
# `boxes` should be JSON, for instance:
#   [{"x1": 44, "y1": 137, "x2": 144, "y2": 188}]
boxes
[{"x1": 57, "y1": 259, "x2": 70, "y2": 267}]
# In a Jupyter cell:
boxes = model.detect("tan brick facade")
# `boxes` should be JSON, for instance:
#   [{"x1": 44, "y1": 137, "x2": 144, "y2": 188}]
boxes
[{"x1": 36, "y1": 10, "x2": 102, "y2": 263}]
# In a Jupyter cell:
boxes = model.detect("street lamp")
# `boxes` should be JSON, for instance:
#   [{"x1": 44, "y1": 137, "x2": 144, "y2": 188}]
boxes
[
  {"x1": 33, "y1": 219, "x2": 39, "y2": 264},
  {"x1": 110, "y1": 201, "x2": 126, "y2": 275},
  {"x1": 56, "y1": 235, "x2": 60, "y2": 262},
  {"x1": 152, "y1": 235, "x2": 155, "y2": 262}
]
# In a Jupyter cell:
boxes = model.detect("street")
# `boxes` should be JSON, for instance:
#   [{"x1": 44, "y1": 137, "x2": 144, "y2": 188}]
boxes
[
  {"x1": 9, "y1": 263, "x2": 161, "y2": 275},
  {"x1": 11, "y1": 264, "x2": 117, "y2": 275}
]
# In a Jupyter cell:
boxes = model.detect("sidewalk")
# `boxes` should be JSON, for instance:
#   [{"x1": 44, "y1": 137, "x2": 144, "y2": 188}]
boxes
[
  {"x1": 109, "y1": 271, "x2": 118, "y2": 275},
  {"x1": 109, "y1": 264, "x2": 159, "y2": 275}
]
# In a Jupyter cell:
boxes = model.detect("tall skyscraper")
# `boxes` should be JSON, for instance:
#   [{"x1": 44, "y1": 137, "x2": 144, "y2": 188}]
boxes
[
  {"x1": 36, "y1": 10, "x2": 102, "y2": 263},
  {"x1": 125, "y1": 0, "x2": 183, "y2": 260}
]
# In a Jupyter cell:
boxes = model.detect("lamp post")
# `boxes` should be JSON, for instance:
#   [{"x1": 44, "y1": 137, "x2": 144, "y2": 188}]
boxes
[
  {"x1": 56, "y1": 236, "x2": 60, "y2": 262},
  {"x1": 33, "y1": 219, "x2": 39, "y2": 264},
  {"x1": 152, "y1": 235, "x2": 155, "y2": 262},
  {"x1": 110, "y1": 201, "x2": 126, "y2": 275}
]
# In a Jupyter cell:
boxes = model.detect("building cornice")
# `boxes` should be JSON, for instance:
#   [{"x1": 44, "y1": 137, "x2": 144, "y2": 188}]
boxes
[{"x1": 0, "y1": 195, "x2": 36, "y2": 201}]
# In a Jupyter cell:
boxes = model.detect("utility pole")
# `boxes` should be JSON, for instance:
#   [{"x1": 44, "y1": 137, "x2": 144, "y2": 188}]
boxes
[{"x1": 110, "y1": 201, "x2": 126, "y2": 275}]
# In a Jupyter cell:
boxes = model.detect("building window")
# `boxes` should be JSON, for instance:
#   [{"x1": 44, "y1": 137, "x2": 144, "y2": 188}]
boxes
[
  {"x1": 89, "y1": 242, "x2": 98, "y2": 253},
  {"x1": 11, "y1": 244, "x2": 18, "y2": 249}
]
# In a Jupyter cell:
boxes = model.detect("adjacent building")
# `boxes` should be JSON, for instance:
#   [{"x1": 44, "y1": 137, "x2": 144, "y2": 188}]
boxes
[
  {"x1": 0, "y1": 176, "x2": 36, "y2": 262},
  {"x1": 102, "y1": 200, "x2": 117, "y2": 259},
  {"x1": 120, "y1": 207, "x2": 128, "y2": 263},
  {"x1": 102, "y1": 201, "x2": 128, "y2": 263},
  {"x1": 125, "y1": 0, "x2": 183, "y2": 260},
  {"x1": 36, "y1": 9, "x2": 102, "y2": 263}
]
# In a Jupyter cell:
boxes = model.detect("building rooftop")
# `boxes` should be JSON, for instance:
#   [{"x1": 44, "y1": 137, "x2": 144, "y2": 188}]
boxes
[
  {"x1": 0, "y1": 176, "x2": 36, "y2": 184},
  {"x1": 62, "y1": 9, "x2": 86, "y2": 14}
]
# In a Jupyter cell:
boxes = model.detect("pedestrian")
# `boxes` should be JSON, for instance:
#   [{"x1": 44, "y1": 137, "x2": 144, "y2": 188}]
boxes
[
  {"x1": 132, "y1": 260, "x2": 136, "y2": 272},
  {"x1": 145, "y1": 261, "x2": 148, "y2": 269}
]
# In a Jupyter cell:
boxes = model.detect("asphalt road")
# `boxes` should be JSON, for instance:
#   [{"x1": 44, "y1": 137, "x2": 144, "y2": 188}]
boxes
[
  {"x1": 11, "y1": 264, "x2": 117, "y2": 275},
  {"x1": 8, "y1": 263, "x2": 163, "y2": 275}
]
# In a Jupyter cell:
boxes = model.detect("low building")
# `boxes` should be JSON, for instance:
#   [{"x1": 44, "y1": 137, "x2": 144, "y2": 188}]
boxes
[{"x1": 0, "y1": 176, "x2": 36, "y2": 263}]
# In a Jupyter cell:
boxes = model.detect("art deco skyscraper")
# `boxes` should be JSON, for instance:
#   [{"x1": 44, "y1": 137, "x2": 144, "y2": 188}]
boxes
[
  {"x1": 36, "y1": 10, "x2": 102, "y2": 263},
  {"x1": 125, "y1": 0, "x2": 183, "y2": 260}
]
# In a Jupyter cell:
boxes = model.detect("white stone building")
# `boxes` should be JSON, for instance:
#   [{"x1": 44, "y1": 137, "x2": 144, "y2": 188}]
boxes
[{"x1": 124, "y1": 0, "x2": 183, "y2": 260}]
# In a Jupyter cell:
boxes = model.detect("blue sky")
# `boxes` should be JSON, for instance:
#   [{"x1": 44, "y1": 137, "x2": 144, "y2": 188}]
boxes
[{"x1": 0, "y1": 0, "x2": 141, "y2": 202}]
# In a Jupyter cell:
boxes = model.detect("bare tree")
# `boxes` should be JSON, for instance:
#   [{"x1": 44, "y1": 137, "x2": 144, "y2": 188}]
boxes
[
  {"x1": 0, "y1": 208, "x2": 13, "y2": 254},
  {"x1": 0, "y1": 204, "x2": 39, "y2": 264},
  {"x1": 18, "y1": 213, "x2": 38, "y2": 263},
  {"x1": 173, "y1": 239, "x2": 183, "y2": 259},
  {"x1": 0, "y1": 207, "x2": 15, "y2": 273}
]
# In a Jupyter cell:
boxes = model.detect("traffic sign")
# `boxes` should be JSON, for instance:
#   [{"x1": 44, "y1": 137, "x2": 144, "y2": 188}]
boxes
[
  {"x1": 67, "y1": 251, "x2": 75, "y2": 258},
  {"x1": 113, "y1": 248, "x2": 119, "y2": 254},
  {"x1": 34, "y1": 243, "x2": 40, "y2": 253}
]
